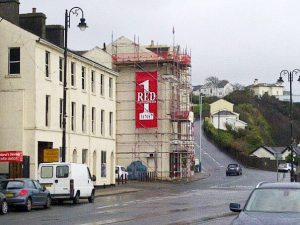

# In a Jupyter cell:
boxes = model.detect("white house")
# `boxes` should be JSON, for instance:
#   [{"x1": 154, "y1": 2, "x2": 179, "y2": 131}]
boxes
[
  {"x1": 250, "y1": 79, "x2": 284, "y2": 97},
  {"x1": 0, "y1": 3, "x2": 117, "y2": 186},
  {"x1": 250, "y1": 146, "x2": 289, "y2": 160},
  {"x1": 198, "y1": 80, "x2": 234, "y2": 98},
  {"x1": 209, "y1": 99, "x2": 247, "y2": 131}
]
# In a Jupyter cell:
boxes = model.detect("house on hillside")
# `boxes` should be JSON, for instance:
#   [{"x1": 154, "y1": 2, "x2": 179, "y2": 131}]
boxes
[
  {"x1": 199, "y1": 80, "x2": 234, "y2": 97},
  {"x1": 192, "y1": 85, "x2": 202, "y2": 96},
  {"x1": 250, "y1": 146, "x2": 289, "y2": 160},
  {"x1": 249, "y1": 79, "x2": 284, "y2": 97},
  {"x1": 209, "y1": 99, "x2": 247, "y2": 131}
]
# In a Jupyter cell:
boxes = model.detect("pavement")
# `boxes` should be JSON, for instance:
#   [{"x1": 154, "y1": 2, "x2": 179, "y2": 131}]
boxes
[{"x1": 94, "y1": 172, "x2": 210, "y2": 197}]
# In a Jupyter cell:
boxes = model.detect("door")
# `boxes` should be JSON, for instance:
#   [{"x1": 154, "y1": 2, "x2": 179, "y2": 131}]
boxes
[
  {"x1": 85, "y1": 167, "x2": 93, "y2": 197},
  {"x1": 39, "y1": 165, "x2": 55, "y2": 194},
  {"x1": 55, "y1": 165, "x2": 70, "y2": 196},
  {"x1": 27, "y1": 180, "x2": 40, "y2": 205},
  {"x1": 33, "y1": 180, "x2": 47, "y2": 205}
]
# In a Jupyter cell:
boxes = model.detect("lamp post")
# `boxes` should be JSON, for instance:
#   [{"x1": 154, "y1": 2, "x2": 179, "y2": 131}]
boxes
[
  {"x1": 62, "y1": 7, "x2": 87, "y2": 162},
  {"x1": 199, "y1": 95, "x2": 203, "y2": 172},
  {"x1": 277, "y1": 69, "x2": 300, "y2": 182}
]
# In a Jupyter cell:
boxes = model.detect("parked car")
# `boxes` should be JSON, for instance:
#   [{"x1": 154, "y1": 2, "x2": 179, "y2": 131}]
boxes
[
  {"x1": 38, "y1": 163, "x2": 96, "y2": 204},
  {"x1": 230, "y1": 182, "x2": 300, "y2": 225},
  {"x1": 0, "y1": 192, "x2": 8, "y2": 215},
  {"x1": 0, "y1": 179, "x2": 51, "y2": 212},
  {"x1": 226, "y1": 164, "x2": 242, "y2": 176},
  {"x1": 278, "y1": 163, "x2": 296, "y2": 173},
  {"x1": 115, "y1": 165, "x2": 128, "y2": 179}
]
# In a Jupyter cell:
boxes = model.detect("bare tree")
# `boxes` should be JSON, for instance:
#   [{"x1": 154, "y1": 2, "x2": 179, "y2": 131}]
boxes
[
  {"x1": 232, "y1": 83, "x2": 244, "y2": 90},
  {"x1": 205, "y1": 76, "x2": 220, "y2": 87}
]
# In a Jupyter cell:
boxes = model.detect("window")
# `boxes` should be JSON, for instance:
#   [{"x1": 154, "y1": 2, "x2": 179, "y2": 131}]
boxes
[
  {"x1": 45, "y1": 51, "x2": 50, "y2": 78},
  {"x1": 33, "y1": 181, "x2": 42, "y2": 190},
  {"x1": 91, "y1": 71, "x2": 95, "y2": 93},
  {"x1": 41, "y1": 166, "x2": 53, "y2": 178},
  {"x1": 27, "y1": 181, "x2": 36, "y2": 189},
  {"x1": 71, "y1": 102, "x2": 76, "y2": 131},
  {"x1": 82, "y1": 66, "x2": 86, "y2": 90},
  {"x1": 101, "y1": 109, "x2": 105, "y2": 135},
  {"x1": 109, "y1": 77, "x2": 113, "y2": 98},
  {"x1": 59, "y1": 57, "x2": 63, "y2": 82},
  {"x1": 92, "y1": 107, "x2": 96, "y2": 134},
  {"x1": 45, "y1": 95, "x2": 50, "y2": 127},
  {"x1": 9, "y1": 47, "x2": 20, "y2": 74},
  {"x1": 82, "y1": 104, "x2": 86, "y2": 132},
  {"x1": 82, "y1": 149, "x2": 88, "y2": 164},
  {"x1": 100, "y1": 74, "x2": 104, "y2": 96},
  {"x1": 109, "y1": 112, "x2": 113, "y2": 136},
  {"x1": 71, "y1": 62, "x2": 76, "y2": 86},
  {"x1": 56, "y1": 166, "x2": 69, "y2": 178},
  {"x1": 101, "y1": 151, "x2": 106, "y2": 177},
  {"x1": 59, "y1": 98, "x2": 63, "y2": 128}
]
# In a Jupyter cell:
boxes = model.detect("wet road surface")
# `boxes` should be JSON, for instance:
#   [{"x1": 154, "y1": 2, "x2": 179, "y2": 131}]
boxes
[{"x1": 0, "y1": 120, "x2": 289, "y2": 225}]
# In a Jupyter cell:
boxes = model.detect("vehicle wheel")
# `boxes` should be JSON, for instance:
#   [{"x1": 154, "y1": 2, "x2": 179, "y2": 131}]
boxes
[
  {"x1": 24, "y1": 198, "x2": 32, "y2": 212},
  {"x1": 73, "y1": 192, "x2": 80, "y2": 204},
  {"x1": 0, "y1": 200, "x2": 8, "y2": 215},
  {"x1": 44, "y1": 196, "x2": 51, "y2": 209},
  {"x1": 88, "y1": 191, "x2": 95, "y2": 203}
]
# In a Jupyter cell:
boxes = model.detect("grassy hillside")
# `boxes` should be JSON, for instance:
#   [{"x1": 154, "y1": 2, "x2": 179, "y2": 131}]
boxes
[{"x1": 197, "y1": 89, "x2": 300, "y2": 155}]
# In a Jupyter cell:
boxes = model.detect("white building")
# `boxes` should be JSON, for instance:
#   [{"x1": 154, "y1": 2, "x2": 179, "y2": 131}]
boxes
[
  {"x1": 198, "y1": 80, "x2": 234, "y2": 97},
  {"x1": 209, "y1": 99, "x2": 247, "y2": 131},
  {"x1": 0, "y1": 2, "x2": 117, "y2": 186},
  {"x1": 250, "y1": 79, "x2": 284, "y2": 97}
]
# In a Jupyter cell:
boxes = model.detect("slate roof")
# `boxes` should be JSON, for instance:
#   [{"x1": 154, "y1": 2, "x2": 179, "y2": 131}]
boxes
[
  {"x1": 217, "y1": 80, "x2": 229, "y2": 88},
  {"x1": 211, "y1": 110, "x2": 235, "y2": 116}
]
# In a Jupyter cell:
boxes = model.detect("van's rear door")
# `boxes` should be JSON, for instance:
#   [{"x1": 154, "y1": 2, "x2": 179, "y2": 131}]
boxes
[
  {"x1": 39, "y1": 164, "x2": 55, "y2": 194},
  {"x1": 55, "y1": 165, "x2": 70, "y2": 196}
]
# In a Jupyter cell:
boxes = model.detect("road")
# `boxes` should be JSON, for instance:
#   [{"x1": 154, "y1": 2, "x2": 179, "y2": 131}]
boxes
[{"x1": 0, "y1": 120, "x2": 289, "y2": 225}]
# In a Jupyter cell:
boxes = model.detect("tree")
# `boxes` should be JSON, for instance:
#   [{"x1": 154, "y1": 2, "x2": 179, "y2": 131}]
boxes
[
  {"x1": 205, "y1": 76, "x2": 220, "y2": 87},
  {"x1": 232, "y1": 83, "x2": 244, "y2": 91}
]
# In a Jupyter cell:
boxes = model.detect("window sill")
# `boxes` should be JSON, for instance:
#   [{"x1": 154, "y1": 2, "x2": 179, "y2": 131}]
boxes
[
  {"x1": 91, "y1": 92, "x2": 96, "y2": 96},
  {"x1": 6, "y1": 74, "x2": 21, "y2": 78},
  {"x1": 70, "y1": 86, "x2": 77, "y2": 90},
  {"x1": 82, "y1": 90, "x2": 87, "y2": 94},
  {"x1": 45, "y1": 77, "x2": 52, "y2": 82}
]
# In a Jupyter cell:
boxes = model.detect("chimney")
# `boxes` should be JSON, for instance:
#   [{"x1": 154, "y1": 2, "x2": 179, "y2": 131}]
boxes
[
  {"x1": 19, "y1": 9, "x2": 47, "y2": 38},
  {"x1": 254, "y1": 78, "x2": 258, "y2": 85},
  {"x1": 151, "y1": 40, "x2": 154, "y2": 46},
  {"x1": 103, "y1": 42, "x2": 106, "y2": 51},
  {"x1": 46, "y1": 25, "x2": 64, "y2": 48},
  {"x1": 0, "y1": 0, "x2": 20, "y2": 25}
]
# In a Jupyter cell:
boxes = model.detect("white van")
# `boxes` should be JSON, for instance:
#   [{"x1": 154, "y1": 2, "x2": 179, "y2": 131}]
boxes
[{"x1": 38, "y1": 163, "x2": 96, "y2": 204}]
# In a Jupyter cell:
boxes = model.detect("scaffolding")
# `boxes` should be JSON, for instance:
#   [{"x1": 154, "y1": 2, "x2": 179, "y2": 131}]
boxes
[{"x1": 111, "y1": 37, "x2": 194, "y2": 179}]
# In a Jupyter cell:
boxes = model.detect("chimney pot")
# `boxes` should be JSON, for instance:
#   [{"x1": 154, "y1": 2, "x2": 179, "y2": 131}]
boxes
[{"x1": 32, "y1": 8, "x2": 36, "y2": 13}]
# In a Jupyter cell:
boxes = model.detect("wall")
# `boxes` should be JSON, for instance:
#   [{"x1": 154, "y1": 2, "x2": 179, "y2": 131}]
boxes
[{"x1": 210, "y1": 99, "x2": 234, "y2": 115}]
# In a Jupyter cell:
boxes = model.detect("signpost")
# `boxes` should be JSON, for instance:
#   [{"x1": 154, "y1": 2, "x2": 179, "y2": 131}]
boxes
[
  {"x1": 44, "y1": 148, "x2": 59, "y2": 163},
  {"x1": 274, "y1": 152, "x2": 282, "y2": 182}
]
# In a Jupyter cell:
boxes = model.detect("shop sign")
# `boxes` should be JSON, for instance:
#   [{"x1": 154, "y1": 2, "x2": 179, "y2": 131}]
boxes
[
  {"x1": 135, "y1": 71, "x2": 158, "y2": 128},
  {"x1": 0, "y1": 151, "x2": 23, "y2": 162},
  {"x1": 44, "y1": 148, "x2": 59, "y2": 162}
]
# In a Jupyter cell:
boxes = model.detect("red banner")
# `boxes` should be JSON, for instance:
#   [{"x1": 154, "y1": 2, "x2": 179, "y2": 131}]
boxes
[
  {"x1": 0, "y1": 151, "x2": 23, "y2": 162},
  {"x1": 136, "y1": 71, "x2": 158, "y2": 128}
]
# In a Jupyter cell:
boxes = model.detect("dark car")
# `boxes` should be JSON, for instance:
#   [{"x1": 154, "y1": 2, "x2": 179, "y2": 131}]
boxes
[
  {"x1": 230, "y1": 182, "x2": 300, "y2": 225},
  {"x1": 0, "y1": 179, "x2": 51, "y2": 211},
  {"x1": 0, "y1": 192, "x2": 8, "y2": 215},
  {"x1": 226, "y1": 164, "x2": 242, "y2": 176}
]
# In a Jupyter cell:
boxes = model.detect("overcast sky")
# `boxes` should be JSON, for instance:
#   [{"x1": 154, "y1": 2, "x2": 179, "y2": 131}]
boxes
[{"x1": 20, "y1": 0, "x2": 300, "y2": 93}]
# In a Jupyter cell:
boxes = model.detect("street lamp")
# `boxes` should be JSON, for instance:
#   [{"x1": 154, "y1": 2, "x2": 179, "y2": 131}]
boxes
[
  {"x1": 62, "y1": 7, "x2": 88, "y2": 162},
  {"x1": 199, "y1": 95, "x2": 204, "y2": 172},
  {"x1": 277, "y1": 69, "x2": 300, "y2": 182}
]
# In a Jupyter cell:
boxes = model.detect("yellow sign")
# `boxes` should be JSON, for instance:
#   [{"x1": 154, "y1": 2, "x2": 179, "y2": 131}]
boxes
[{"x1": 44, "y1": 149, "x2": 59, "y2": 162}]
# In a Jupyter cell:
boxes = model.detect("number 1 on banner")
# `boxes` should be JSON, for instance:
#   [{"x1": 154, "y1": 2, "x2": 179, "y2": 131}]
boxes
[{"x1": 139, "y1": 80, "x2": 154, "y2": 120}]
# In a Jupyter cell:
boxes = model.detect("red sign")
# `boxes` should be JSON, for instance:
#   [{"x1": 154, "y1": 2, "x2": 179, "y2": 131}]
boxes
[
  {"x1": 135, "y1": 71, "x2": 158, "y2": 128},
  {"x1": 0, "y1": 151, "x2": 23, "y2": 162}
]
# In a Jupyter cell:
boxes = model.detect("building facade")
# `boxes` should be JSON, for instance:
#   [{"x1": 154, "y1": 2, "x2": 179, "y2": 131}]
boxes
[
  {"x1": 107, "y1": 36, "x2": 194, "y2": 180},
  {"x1": 0, "y1": 2, "x2": 117, "y2": 186},
  {"x1": 250, "y1": 79, "x2": 284, "y2": 97}
]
